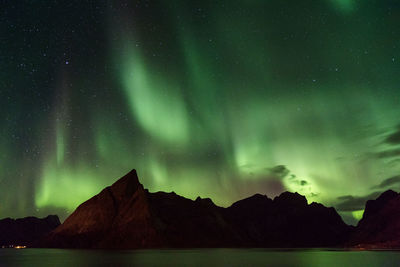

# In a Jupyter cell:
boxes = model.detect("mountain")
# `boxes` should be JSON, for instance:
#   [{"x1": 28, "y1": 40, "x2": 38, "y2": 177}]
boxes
[
  {"x1": 38, "y1": 169, "x2": 352, "y2": 249},
  {"x1": 0, "y1": 215, "x2": 60, "y2": 247},
  {"x1": 350, "y1": 190, "x2": 400, "y2": 248},
  {"x1": 225, "y1": 192, "x2": 352, "y2": 247}
]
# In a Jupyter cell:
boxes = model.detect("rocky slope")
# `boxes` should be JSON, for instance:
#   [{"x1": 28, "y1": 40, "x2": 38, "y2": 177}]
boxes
[{"x1": 38, "y1": 169, "x2": 352, "y2": 249}]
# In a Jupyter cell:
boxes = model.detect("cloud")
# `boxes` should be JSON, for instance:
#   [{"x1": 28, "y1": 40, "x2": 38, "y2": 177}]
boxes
[
  {"x1": 376, "y1": 148, "x2": 400, "y2": 159},
  {"x1": 267, "y1": 165, "x2": 290, "y2": 179},
  {"x1": 270, "y1": 166, "x2": 308, "y2": 187},
  {"x1": 288, "y1": 179, "x2": 309, "y2": 187},
  {"x1": 374, "y1": 124, "x2": 400, "y2": 159},
  {"x1": 335, "y1": 192, "x2": 382, "y2": 211},
  {"x1": 300, "y1": 180, "x2": 308, "y2": 186},
  {"x1": 385, "y1": 125, "x2": 400, "y2": 145},
  {"x1": 371, "y1": 175, "x2": 400, "y2": 189},
  {"x1": 337, "y1": 175, "x2": 400, "y2": 211},
  {"x1": 234, "y1": 165, "x2": 291, "y2": 199}
]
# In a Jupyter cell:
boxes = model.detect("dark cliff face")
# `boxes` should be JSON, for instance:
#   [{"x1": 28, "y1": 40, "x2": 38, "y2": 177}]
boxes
[
  {"x1": 350, "y1": 190, "x2": 400, "y2": 248},
  {"x1": 0, "y1": 215, "x2": 60, "y2": 246},
  {"x1": 38, "y1": 169, "x2": 353, "y2": 249}
]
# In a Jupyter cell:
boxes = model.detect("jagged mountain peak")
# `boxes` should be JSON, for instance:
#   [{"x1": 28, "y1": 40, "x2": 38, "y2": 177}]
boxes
[{"x1": 110, "y1": 169, "x2": 143, "y2": 200}]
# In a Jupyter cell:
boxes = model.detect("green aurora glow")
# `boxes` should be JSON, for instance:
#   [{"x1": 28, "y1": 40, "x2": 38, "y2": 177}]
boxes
[{"x1": 1, "y1": 1, "x2": 400, "y2": 225}]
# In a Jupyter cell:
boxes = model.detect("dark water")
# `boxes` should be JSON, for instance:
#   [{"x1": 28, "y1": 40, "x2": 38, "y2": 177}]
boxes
[{"x1": 1, "y1": 248, "x2": 400, "y2": 267}]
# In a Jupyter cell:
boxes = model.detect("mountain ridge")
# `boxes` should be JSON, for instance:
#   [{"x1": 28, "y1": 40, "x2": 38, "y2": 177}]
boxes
[
  {"x1": 0, "y1": 215, "x2": 60, "y2": 247},
  {"x1": 36, "y1": 169, "x2": 352, "y2": 249},
  {"x1": 4, "y1": 169, "x2": 399, "y2": 249}
]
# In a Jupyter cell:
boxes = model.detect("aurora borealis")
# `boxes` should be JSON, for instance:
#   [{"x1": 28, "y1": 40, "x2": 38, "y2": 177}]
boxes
[{"x1": 1, "y1": 1, "x2": 400, "y2": 225}]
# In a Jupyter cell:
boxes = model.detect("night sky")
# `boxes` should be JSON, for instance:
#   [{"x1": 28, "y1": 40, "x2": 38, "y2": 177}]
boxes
[{"x1": 1, "y1": 1, "x2": 400, "y2": 225}]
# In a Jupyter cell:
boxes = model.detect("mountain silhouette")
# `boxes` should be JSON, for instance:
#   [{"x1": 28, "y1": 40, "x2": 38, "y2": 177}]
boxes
[
  {"x1": 0, "y1": 215, "x2": 60, "y2": 247},
  {"x1": 349, "y1": 190, "x2": 400, "y2": 248},
  {"x1": 37, "y1": 169, "x2": 352, "y2": 249}
]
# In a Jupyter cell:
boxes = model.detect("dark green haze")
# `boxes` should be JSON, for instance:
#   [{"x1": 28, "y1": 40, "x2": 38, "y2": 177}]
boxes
[{"x1": 1, "y1": 1, "x2": 400, "y2": 224}]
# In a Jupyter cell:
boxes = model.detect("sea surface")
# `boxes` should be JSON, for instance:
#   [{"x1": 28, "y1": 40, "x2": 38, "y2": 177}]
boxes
[{"x1": 1, "y1": 248, "x2": 400, "y2": 267}]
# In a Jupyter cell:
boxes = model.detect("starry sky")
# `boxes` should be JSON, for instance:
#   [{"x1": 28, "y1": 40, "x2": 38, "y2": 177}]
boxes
[{"x1": 1, "y1": 0, "x2": 400, "y2": 225}]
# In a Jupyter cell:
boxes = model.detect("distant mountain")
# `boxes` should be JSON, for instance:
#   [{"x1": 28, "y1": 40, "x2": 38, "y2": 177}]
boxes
[
  {"x1": 350, "y1": 190, "x2": 400, "y2": 248},
  {"x1": 38, "y1": 169, "x2": 352, "y2": 249},
  {"x1": 0, "y1": 215, "x2": 60, "y2": 247}
]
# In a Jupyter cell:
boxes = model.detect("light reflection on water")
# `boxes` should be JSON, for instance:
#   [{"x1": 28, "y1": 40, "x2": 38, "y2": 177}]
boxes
[{"x1": 1, "y1": 248, "x2": 400, "y2": 267}]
